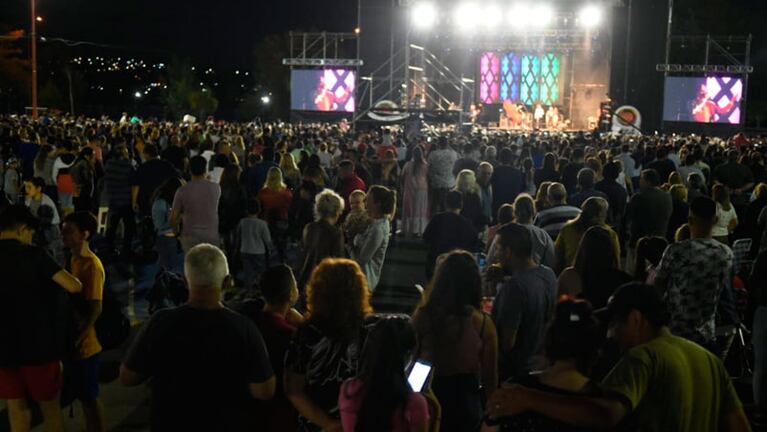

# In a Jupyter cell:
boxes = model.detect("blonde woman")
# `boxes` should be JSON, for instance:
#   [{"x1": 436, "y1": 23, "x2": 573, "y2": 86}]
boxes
[
  {"x1": 454, "y1": 169, "x2": 488, "y2": 231},
  {"x1": 279, "y1": 153, "x2": 302, "y2": 190},
  {"x1": 259, "y1": 167, "x2": 293, "y2": 261}
]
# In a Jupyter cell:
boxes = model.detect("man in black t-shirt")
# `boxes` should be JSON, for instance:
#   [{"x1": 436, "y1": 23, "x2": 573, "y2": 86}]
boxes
[
  {"x1": 0, "y1": 205, "x2": 82, "y2": 432},
  {"x1": 133, "y1": 144, "x2": 178, "y2": 217},
  {"x1": 423, "y1": 191, "x2": 480, "y2": 278},
  {"x1": 120, "y1": 244, "x2": 275, "y2": 431}
]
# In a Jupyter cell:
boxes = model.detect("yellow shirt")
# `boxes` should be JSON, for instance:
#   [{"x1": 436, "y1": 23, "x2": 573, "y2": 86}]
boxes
[
  {"x1": 71, "y1": 249, "x2": 105, "y2": 359},
  {"x1": 555, "y1": 222, "x2": 621, "y2": 268}
]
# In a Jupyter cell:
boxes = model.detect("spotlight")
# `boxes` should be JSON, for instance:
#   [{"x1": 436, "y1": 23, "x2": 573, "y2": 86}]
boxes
[
  {"x1": 531, "y1": 5, "x2": 554, "y2": 28},
  {"x1": 578, "y1": 4, "x2": 603, "y2": 28},
  {"x1": 411, "y1": 2, "x2": 438, "y2": 30},
  {"x1": 507, "y1": 4, "x2": 531, "y2": 31},
  {"x1": 454, "y1": 3, "x2": 481, "y2": 33},
  {"x1": 484, "y1": 5, "x2": 502, "y2": 30}
]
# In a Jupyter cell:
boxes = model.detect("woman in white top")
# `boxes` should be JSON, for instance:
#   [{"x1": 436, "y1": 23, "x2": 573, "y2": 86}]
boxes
[{"x1": 712, "y1": 184, "x2": 738, "y2": 244}]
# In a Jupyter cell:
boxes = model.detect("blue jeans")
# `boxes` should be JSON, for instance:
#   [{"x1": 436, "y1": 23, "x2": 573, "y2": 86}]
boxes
[
  {"x1": 754, "y1": 306, "x2": 767, "y2": 409},
  {"x1": 155, "y1": 236, "x2": 183, "y2": 274},
  {"x1": 241, "y1": 253, "x2": 266, "y2": 290}
]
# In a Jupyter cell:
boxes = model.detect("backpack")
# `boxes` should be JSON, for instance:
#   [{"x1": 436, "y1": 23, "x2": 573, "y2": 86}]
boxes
[{"x1": 147, "y1": 270, "x2": 188, "y2": 314}]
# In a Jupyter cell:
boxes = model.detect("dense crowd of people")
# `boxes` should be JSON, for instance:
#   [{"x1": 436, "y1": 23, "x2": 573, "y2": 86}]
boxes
[{"x1": 1, "y1": 112, "x2": 766, "y2": 431}]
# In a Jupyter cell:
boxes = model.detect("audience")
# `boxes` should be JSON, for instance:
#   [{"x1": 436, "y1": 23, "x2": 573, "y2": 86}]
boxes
[{"x1": 533, "y1": 182, "x2": 581, "y2": 240}]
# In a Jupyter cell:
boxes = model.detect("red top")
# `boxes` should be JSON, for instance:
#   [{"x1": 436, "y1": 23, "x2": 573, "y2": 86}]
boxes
[{"x1": 258, "y1": 188, "x2": 293, "y2": 221}]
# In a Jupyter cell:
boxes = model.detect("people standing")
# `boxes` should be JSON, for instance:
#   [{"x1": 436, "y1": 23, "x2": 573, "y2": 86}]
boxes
[
  {"x1": 401, "y1": 146, "x2": 430, "y2": 237},
  {"x1": 171, "y1": 156, "x2": 222, "y2": 253},
  {"x1": 299, "y1": 190, "x2": 345, "y2": 290},
  {"x1": 490, "y1": 148, "x2": 524, "y2": 218},
  {"x1": 352, "y1": 185, "x2": 396, "y2": 292},
  {"x1": 427, "y1": 137, "x2": 458, "y2": 215},
  {"x1": 626, "y1": 169, "x2": 673, "y2": 273},
  {"x1": 103, "y1": 144, "x2": 137, "y2": 258}
]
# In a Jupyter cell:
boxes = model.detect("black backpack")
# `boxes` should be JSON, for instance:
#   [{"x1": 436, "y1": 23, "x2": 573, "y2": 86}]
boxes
[{"x1": 147, "y1": 270, "x2": 188, "y2": 314}]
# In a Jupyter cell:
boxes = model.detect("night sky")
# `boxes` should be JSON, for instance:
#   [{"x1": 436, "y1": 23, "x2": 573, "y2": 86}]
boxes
[{"x1": 0, "y1": 0, "x2": 359, "y2": 67}]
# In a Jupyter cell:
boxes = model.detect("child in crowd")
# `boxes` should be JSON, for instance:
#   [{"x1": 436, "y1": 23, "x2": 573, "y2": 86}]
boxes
[
  {"x1": 343, "y1": 189, "x2": 371, "y2": 246},
  {"x1": 3, "y1": 158, "x2": 20, "y2": 204},
  {"x1": 61, "y1": 211, "x2": 106, "y2": 432},
  {"x1": 237, "y1": 198, "x2": 273, "y2": 290}
]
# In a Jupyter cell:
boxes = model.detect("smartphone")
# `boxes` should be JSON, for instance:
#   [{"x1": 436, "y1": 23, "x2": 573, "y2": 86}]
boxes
[{"x1": 407, "y1": 360, "x2": 433, "y2": 392}]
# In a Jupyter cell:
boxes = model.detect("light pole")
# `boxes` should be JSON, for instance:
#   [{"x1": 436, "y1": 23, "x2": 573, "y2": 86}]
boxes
[{"x1": 30, "y1": 0, "x2": 38, "y2": 118}]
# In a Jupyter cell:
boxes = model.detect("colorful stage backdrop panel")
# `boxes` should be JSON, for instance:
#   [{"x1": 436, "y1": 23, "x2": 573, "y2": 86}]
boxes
[
  {"x1": 479, "y1": 51, "x2": 561, "y2": 106},
  {"x1": 662, "y1": 75, "x2": 743, "y2": 124},
  {"x1": 291, "y1": 69, "x2": 356, "y2": 112}
]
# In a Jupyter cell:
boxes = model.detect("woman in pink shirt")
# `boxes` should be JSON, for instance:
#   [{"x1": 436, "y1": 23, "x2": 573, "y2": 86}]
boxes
[{"x1": 339, "y1": 317, "x2": 430, "y2": 432}]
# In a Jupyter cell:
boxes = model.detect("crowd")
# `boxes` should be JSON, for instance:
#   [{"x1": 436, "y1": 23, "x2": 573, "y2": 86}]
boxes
[{"x1": 0, "y1": 112, "x2": 766, "y2": 431}]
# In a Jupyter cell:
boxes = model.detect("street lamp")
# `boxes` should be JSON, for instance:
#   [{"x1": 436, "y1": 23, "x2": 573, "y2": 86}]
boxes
[
  {"x1": 30, "y1": 0, "x2": 38, "y2": 118},
  {"x1": 260, "y1": 95, "x2": 271, "y2": 105},
  {"x1": 134, "y1": 91, "x2": 142, "y2": 99}
]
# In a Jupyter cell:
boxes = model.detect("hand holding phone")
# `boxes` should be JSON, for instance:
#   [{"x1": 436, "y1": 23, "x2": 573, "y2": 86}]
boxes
[{"x1": 407, "y1": 360, "x2": 432, "y2": 392}]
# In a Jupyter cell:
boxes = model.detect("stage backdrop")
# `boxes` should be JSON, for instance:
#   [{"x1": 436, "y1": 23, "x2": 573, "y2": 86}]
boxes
[{"x1": 479, "y1": 51, "x2": 563, "y2": 106}]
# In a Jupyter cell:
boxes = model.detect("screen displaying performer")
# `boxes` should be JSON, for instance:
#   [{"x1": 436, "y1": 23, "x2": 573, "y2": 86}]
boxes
[
  {"x1": 291, "y1": 69, "x2": 356, "y2": 112},
  {"x1": 663, "y1": 75, "x2": 743, "y2": 124}
]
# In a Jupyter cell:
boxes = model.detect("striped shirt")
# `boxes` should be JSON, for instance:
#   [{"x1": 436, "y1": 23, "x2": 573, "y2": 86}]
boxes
[
  {"x1": 104, "y1": 158, "x2": 136, "y2": 206},
  {"x1": 534, "y1": 205, "x2": 581, "y2": 240}
]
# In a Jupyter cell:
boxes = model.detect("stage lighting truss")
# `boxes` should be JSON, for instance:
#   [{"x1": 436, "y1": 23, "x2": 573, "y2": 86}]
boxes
[
  {"x1": 408, "y1": 1, "x2": 607, "y2": 33},
  {"x1": 655, "y1": 64, "x2": 754, "y2": 74}
]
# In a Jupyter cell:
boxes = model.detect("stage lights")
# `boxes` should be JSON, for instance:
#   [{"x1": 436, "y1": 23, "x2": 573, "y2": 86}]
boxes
[
  {"x1": 409, "y1": 2, "x2": 605, "y2": 32},
  {"x1": 453, "y1": 3, "x2": 482, "y2": 33},
  {"x1": 578, "y1": 4, "x2": 603, "y2": 28},
  {"x1": 411, "y1": 2, "x2": 438, "y2": 30}
]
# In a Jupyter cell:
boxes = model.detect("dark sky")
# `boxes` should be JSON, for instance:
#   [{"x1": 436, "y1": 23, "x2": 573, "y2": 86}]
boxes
[{"x1": 1, "y1": 0, "x2": 359, "y2": 67}]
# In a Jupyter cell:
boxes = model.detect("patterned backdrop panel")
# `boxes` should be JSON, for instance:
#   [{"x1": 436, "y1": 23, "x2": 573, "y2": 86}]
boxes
[
  {"x1": 479, "y1": 52, "x2": 562, "y2": 106},
  {"x1": 480, "y1": 52, "x2": 501, "y2": 104},
  {"x1": 500, "y1": 53, "x2": 521, "y2": 102},
  {"x1": 706, "y1": 76, "x2": 743, "y2": 124}
]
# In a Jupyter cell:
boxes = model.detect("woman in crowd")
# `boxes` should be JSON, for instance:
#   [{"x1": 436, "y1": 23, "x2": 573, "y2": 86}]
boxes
[
  {"x1": 535, "y1": 181, "x2": 553, "y2": 212},
  {"x1": 712, "y1": 184, "x2": 738, "y2": 244},
  {"x1": 633, "y1": 236, "x2": 669, "y2": 284},
  {"x1": 401, "y1": 146, "x2": 429, "y2": 237},
  {"x1": 285, "y1": 258, "x2": 374, "y2": 432},
  {"x1": 280, "y1": 152, "x2": 302, "y2": 190},
  {"x1": 554, "y1": 197, "x2": 619, "y2": 273},
  {"x1": 218, "y1": 164, "x2": 247, "y2": 258},
  {"x1": 352, "y1": 185, "x2": 396, "y2": 292},
  {"x1": 522, "y1": 158, "x2": 537, "y2": 196},
  {"x1": 380, "y1": 149, "x2": 400, "y2": 189},
  {"x1": 534, "y1": 153, "x2": 560, "y2": 188},
  {"x1": 299, "y1": 189, "x2": 346, "y2": 290},
  {"x1": 667, "y1": 184, "x2": 690, "y2": 242},
  {"x1": 258, "y1": 167, "x2": 293, "y2": 261},
  {"x1": 687, "y1": 172, "x2": 708, "y2": 203},
  {"x1": 151, "y1": 177, "x2": 186, "y2": 274},
  {"x1": 487, "y1": 204, "x2": 514, "y2": 255},
  {"x1": 339, "y1": 316, "x2": 430, "y2": 432},
  {"x1": 33, "y1": 144, "x2": 57, "y2": 201},
  {"x1": 493, "y1": 299, "x2": 604, "y2": 431},
  {"x1": 454, "y1": 169, "x2": 488, "y2": 232},
  {"x1": 412, "y1": 250, "x2": 498, "y2": 432},
  {"x1": 558, "y1": 226, "x2": 632, "y2": 309}
]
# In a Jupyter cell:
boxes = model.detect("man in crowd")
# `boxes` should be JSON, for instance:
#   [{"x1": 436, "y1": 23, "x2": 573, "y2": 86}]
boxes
[
  {"x1": 491, "y1": 148, "x2": 524, "y2": 218},
  {"x1": 648, "y1": 146, "x2": 676, "y2": 184},
  {"x1": 171, "y1": 156, "x2": 221, "y2": 253},
  {"x1": 491, "y1": 223, "x2": 557, "y2": 382},
  {"x1": 0, "y1": 205, "x2": 82, "y2": 432},
  {"x1": 534, "y1": 182, "x2": 581, "y2": 240},
  {"x1": 596, "y1": 161, "x2": 628, "y2": 231},
  {"x1": 24, "y1": 176, "x2": 60, "y2": 225},
  {"x1": 477, "y1": 162, "x2": 494, "y2": 224},
  {"x1": 335, "y1": 160, "x2": 366, "y2": 211},
  {"x1": 103, "y1": 144, "x2": 137, "y2": 258},
  {"x1": 133, "y1": 144, "x2": 177, "y2": 217},
  {"x1": 487, "y1": 283, "x2": 751, "y2": 432},
  {"x1": 569, "y1": 168, "x2": 608, "y2": 209},
  {"x1": 615, "y1": 143, "x2": 639, "y2": 188},
  {"x1": 453, "y1": 141, "x2": 480, "y2": 176},
  {"x1": 120, "y1": 244, "x2": 276, "y2": 431},
  {"x1": 715, "y1": 149, "x2": 755, "y2": 209},
  {"x1": 427, "y1": 137, "x2": 458, "y2": 215},
  {"x1": 71, "y1": 147, "x2": 97, "y2": 213},
  {"x1": 626, "y1": 169, "x2": 672, "y2": 272},
  {"x1": 62, "y1": 211, "x2": 107, "y2": 432},
  {"x1": 488, "y1": 194, "x2": 555, "y2": 268},
  {"x1": 560, "y1": 147, "x2": 585, "y2": 194},
  {"x1": 653, "y1": 197, "x2": 738, "y2": 353},
  {"x1": 423, "y1": 191, "x2": 479, "y2": 278}
]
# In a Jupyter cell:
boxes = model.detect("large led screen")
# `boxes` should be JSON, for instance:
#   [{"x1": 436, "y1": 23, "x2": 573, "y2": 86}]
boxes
[
  {"x1": 291, "y1": 69, "x2": 356, "y2": 112},
  {"x1": 663, "y1": 75, "x2": 743, "y2": 124}
]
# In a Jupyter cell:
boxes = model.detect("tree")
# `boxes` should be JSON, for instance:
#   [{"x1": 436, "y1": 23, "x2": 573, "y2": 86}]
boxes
[{"x1": 164, "y1": 57, "x2": 219, "y2": 120}]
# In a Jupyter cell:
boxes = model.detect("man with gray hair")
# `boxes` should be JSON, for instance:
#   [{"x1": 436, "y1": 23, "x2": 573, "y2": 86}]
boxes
[
  {"x1": 488, "y1": 194, "x2": 555, "y2": 268},
  {"x1": 534, "y1": 182, "x2": 582, "y2": 240},
  {"x1": 120, "y1": 244, "x2": 275, "y2": 431}
]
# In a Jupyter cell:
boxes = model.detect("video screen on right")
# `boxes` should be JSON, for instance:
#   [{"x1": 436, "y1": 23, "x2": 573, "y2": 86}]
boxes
[{"x1": 663, "y1": 75, "x2": 743, "y2": 124}]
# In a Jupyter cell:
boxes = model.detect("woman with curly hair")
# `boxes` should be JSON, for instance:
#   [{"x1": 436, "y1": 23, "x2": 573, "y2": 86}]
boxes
[
  {"x1": 412, "y1": 250, "x2": 498, "y2": 432},
  {"x1": 285, "y1": 258, "x2": 374, "y2": 432}
]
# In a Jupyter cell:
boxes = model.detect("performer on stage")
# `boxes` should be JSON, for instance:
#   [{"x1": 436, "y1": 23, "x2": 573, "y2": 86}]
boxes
[
  {"x1": 545, "y1": 106, "x2": 560, "y2": 130},
  {"x1": 691, "y1": 84, "x2": 740, "y2": 123},
  {"x1": 534, "y1": 103, "x2": 545, "y2": 129}
]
